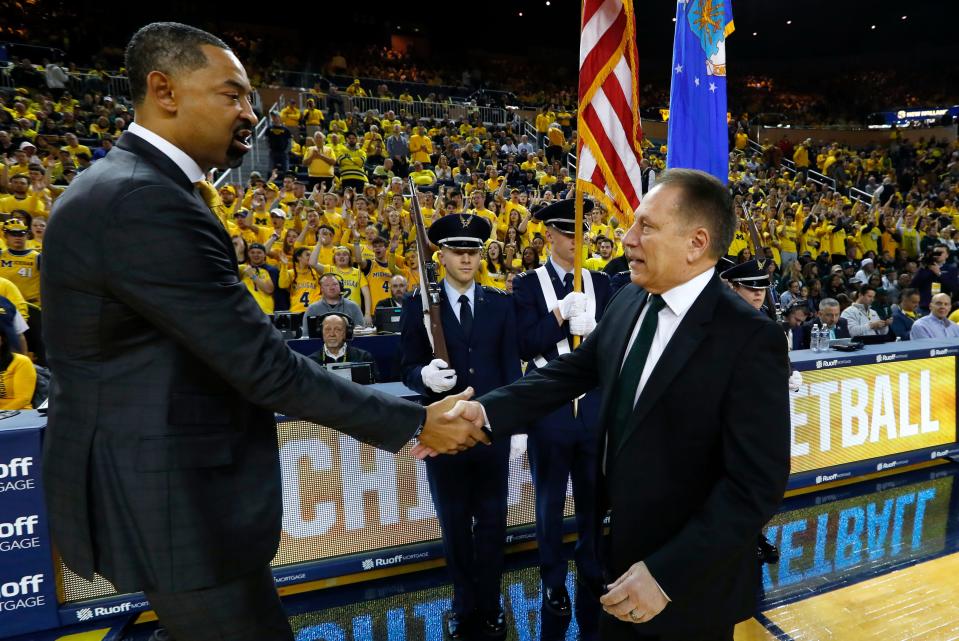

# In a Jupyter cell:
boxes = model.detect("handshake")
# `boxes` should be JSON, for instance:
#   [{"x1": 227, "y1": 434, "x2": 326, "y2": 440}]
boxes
[
  {"x1": 413, "y1": 386, "x2": 488, "y2": 460},
  {"x1": 555, "y1": 291, "x2": 596, "y2": 337}
]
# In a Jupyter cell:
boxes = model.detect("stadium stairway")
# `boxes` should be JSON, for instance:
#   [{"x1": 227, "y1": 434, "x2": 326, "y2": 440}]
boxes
[{"x1": 213, "y1": 102, "x2": 276, "y2": 189}]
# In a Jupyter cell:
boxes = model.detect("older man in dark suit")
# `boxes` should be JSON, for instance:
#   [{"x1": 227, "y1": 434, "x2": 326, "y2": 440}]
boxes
[
  {"x1": 41, "y1": 22, "x2": 485, "y2": 641},
  {"x1": 419, "y1": 169, "x2": 791, "y2": 641},
  {"x1": 800, "y1": 297, "x2": 851, "y2": 349}
]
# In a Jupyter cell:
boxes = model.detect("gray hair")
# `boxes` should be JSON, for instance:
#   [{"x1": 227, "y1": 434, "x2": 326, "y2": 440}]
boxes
[{"x1": 819, "y1": 298, "x2": 840, "y2": 310}]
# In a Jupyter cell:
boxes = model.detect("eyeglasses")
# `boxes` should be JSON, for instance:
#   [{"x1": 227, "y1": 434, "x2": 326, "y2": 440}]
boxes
[{"x1": 5, "y1": 230, "x2": 27, "y2": 237}]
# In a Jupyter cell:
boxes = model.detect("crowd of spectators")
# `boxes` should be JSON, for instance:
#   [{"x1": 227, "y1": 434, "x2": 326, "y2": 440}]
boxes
[
  {"x1": 2, "y1": 40, "x2": 959, "y2": 400},
  {"x1": 0, "y1": 62, "x2": 137, "y2": 407},
  {"x1": 725, "y1": 130, "x2": 959, "y2": 345}
]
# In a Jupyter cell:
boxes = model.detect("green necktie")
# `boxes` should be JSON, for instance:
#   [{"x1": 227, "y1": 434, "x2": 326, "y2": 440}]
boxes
[{"x1": 609, "y1": 294, "x2": 666, "y2": 451}]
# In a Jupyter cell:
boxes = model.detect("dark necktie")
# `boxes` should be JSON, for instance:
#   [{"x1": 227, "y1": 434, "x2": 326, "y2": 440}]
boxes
[
  {"x1": 563, "y1": 272, "x2": 574, "y2": 295},
  {"x1": 459, "y1": 294, "x2": 473, "y2": 337},
  {"x1": 609, "y1": 294, "x2": 666, "y2": 451}
]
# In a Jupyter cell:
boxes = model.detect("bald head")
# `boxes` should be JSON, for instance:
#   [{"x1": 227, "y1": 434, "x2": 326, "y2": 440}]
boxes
[
  {"x1": 930, "y1": 293, "x2": 952, "y2": 320},
  {"x1": 389, "y1": 274, "x2": 408, "y2": 301}
]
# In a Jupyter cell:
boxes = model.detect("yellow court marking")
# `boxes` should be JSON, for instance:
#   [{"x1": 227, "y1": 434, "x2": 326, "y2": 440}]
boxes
[
  {"x1": 763, "y1": 551, "x2": 959, "y2": 640},
  {"x1": 54, "y1": 631, "x2": 110, "y2": 641},
  {"x1": 735, "y1": 617, "x2": 779, "y2": 640}
]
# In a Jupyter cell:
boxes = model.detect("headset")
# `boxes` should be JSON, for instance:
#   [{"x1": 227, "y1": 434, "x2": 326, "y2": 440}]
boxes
[
  {"x1": 314, "y1": 311, "x2": 355, "y2": 340},
  {"x1": 318, "y1": 272, "x2": 345, "y2": 289}
]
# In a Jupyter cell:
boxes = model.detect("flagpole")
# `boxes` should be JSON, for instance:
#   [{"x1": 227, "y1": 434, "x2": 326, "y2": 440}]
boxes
[
  {"x1": 571, "y1": 0, "x2": 587, "y2": 418},
  {"x1": 573, "y1": 0, "x2": 585, "y2": 344}
]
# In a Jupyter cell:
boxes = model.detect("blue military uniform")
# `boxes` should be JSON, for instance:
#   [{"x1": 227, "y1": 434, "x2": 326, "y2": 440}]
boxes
[
  {"x1": 400, "y1": 213, "x2": 522, "y2": 639},
  {"x1": 722, "y1": 257, "x2": 787, "y2": 565},
  {"x1": 512, "y1": 199, "x2": 610, "y2": 640}
]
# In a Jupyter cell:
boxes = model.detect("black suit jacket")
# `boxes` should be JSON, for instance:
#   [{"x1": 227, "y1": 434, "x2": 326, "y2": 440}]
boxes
[
  {"x1": 307, "y1": 345, "x2": 380, "y2": 383},
  {"x1": 479, "y1": 274, "x2": 790, "y2": 634},
  {"x1": 799, "y1": 317, "x2": 850, "y2": 349},
  {"x1": 41, "y1": 132, "x2": 425, "y2": 593}
]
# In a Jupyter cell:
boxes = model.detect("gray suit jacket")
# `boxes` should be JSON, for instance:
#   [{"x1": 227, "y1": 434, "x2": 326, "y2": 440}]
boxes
[{"x1": 41, "y1": 132, "x2": 424, "y2": 593}]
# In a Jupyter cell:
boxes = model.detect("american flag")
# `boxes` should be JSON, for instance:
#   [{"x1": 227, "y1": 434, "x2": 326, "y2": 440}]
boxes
[{"x1": 578, "y1": 0, "x2": 645, "y2": 219}]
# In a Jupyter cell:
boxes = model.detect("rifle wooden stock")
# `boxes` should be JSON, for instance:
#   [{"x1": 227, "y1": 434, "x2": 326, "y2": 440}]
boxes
[
  {"x1": 409, "y1": 179, "x2": 449, "y2": 362},
  {"x1": 741, "y1": 202, "x2": 783, "y2": 323}
]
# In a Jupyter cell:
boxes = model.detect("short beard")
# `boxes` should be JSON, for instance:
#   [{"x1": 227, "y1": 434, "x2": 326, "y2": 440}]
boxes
[{"x1": 224, "y1": 148, "x2": 246, "y2": 169}]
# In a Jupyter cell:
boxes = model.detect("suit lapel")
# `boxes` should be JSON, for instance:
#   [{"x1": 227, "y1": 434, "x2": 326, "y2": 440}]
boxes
[
  {"x1": 472, "y1": 285, "x2": 486, "y2": 341},
  {"x1": 116, "y1": 132, "x2": 196, "y2": 192},
  {"x1": 612, "y1": 275, "x2": 722, "y2": 458},
  {"x1": 596, "y1": 287, "x2": 646, "y2": 439},
  {"x1": 601, "y1": 287, "x2": 646, "y2": 387}
]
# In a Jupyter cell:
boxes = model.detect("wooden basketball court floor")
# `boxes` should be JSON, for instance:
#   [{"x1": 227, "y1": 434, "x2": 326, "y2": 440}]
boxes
[{"x1": 30, "y1": 460, "x2": 959, "y2": 641}]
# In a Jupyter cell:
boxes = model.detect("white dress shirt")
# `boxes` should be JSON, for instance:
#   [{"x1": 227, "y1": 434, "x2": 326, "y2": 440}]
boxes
[
  {"x1": 548, "y1": 257, "x2": 571, "y2": 286},
  {"x1": 623, "y1": 267, "x2": 716, "y2": 408},
  {"x1": 323, "y1": 345, "x2": 348, "y2": 360},
  {"x1": 127, "y1": 122, "x2": 205, "y2": 184},
  {"x1": 444, "y1": 280, "x2": 475, "y2": 325}
]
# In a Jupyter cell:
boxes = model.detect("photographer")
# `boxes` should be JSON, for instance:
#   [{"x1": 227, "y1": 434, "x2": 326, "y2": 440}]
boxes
[{"x1": 911, "y1": 244, "x2": 958, "y2": 314}]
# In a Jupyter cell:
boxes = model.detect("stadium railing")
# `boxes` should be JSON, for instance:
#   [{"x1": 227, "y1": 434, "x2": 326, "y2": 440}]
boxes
[
  {"x1": 522, "y1": 119, "x2": 539, "y2": 149},
  {"x1": 806, "y1": 168, "x2": 837, "y2": 192},
  {"x1": 293, "y1": 91, "x2": 511, "y2": 126},
  {"x1": 848, "y1": 185, "x2": 874, "y2": 206},
  {"x1": 747, "y1": 136, "x2": 840, "y2": 193}
]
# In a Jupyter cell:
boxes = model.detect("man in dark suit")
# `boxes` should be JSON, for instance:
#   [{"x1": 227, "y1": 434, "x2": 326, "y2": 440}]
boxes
[
  {"x1": 800, "y1": 298, "x2": 851, "y2": 349},
  {"x1": 511, "y1": 198, "x2": 610, "y2": 641},
  {"x1": 781, "y1": 300, "x2": 810, "y2": 351},
  {"x1": 890, "y1": 288, "x2": 920, "y2": 340},
  {"x1": 306, "y1": 312, "x2": 379, "y2": 383},
  {"x1": 400, "y1": 213, "x2": 522, "y2": 640},
  {"x1": 419, "y1": 169, "x2": 791, "y2": 641},
  {"x1": 41, "y1": 23, "x2": 486, "y2": 641}
]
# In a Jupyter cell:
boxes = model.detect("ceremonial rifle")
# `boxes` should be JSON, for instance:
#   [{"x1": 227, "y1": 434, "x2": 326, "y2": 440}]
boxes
[
  {"x1": 409, "y1": 178, "x2": 449, "y2": 362},
  {"x1": 741, "y1": 202, "x2": 783, "y2": 323}
]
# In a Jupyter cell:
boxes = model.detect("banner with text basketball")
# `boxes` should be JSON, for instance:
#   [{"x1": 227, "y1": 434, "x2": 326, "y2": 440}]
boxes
[{"x1": 790, "y1": 356, "x2": 957, "y2": 474}]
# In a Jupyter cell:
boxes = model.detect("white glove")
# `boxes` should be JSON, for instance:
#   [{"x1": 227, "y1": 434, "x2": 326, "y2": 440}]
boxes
[
  {"x1": 569, "y1": 312, "x2": 597, "y2": 337},
  {"x1": 421, "y1": 358, "x2": 457, "y2": 393},
  {"x1": 788, "y1": 370, "x2": 804, "y2": 392},
  {"x1": 509, "y1": 434, "x2": 528, "y2": 462},
  {"x1": 556, "y1": 291, "x2": 587, "y2": 320}
]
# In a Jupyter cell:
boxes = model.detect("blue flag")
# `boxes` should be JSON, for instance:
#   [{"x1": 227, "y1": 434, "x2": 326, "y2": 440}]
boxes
[{"x1": 666, "y1": 0, "x2": 734, "y2": 183}]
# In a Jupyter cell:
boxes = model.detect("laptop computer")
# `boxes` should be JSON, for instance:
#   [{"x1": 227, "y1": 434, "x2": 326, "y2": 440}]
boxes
[
  {"x1": 325, "y1": 362, "x2": 375, "y2": 385},
  {"x1": 374, "y1": 306, "x2": 404, "y2": 334}
]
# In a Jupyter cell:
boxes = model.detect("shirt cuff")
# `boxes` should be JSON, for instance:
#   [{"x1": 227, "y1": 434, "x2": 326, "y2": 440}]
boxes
[
  {"x1": 643, "y1": 562, "x2": 671, "y2": 602},
  {"x1": 656, "y1": 580, "x2": 671, "y2": 603}
]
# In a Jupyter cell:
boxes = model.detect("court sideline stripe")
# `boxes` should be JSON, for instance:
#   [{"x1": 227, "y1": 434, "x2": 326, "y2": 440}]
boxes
[{"x1": 754, "y1": 612, "x2": 796, "y2": 641}]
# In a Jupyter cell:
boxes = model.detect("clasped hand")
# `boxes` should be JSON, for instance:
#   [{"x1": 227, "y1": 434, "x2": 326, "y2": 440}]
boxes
[
  {"x1": 556, "y1": 291, "x2": 587, "y2": 320},
  {"x1": 599, "y1": 561, "x2": 668, "y2": 624},
  {"x1": 412, "y1": 390, "x2": 487, "y2": 460},
  {"x1": 569, "y1": 312, "x2": 596, "y2": 337},
  {"x1": 414, "y1": 387, "x2": 490, "y2": 458},
  {"x1": 421, "y1": 358, "x2": 457, "y2": 393}
]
